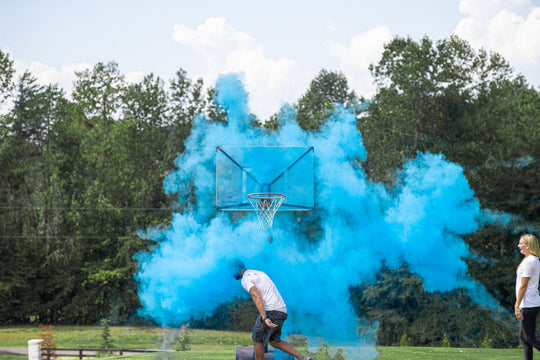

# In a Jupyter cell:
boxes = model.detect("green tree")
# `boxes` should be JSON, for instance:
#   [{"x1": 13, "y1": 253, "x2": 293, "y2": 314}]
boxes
[
  {"x1": 441, "y1": 334, "x2": 451, "y2": 348},
  {"x1": 175, "y1": 324, "x2": 191, "y2": 351},
  {"x1": 38, "y1": 98, "x2": 91, "y2": 324},
  {"x1": 0, "y1": 72, "x2": 67, "y2": 323},
  {"x1": 0, "y1": 50, "x2": 15, "y2": 105},
  {"x1": 481, "y1": 333, "x2": 493, "y2": 348},
  {"x1": 169, "y1": 68, "x2": 205, "y2": 123},
  {"x1": 296, "y1": 69, "x2": 359, "y2": 131},
  {"x1": 38, "y1": 325, "x2": 57, "y2": 360},
  {"x1": 356, "y1": 35, "x2": 538, "y2": 347},
  {"x1": 67, "y1": 63, "x2": 160, "y2": 323},
  {"x1": 123, "y1": 73, "x2": 168, "y2": 128},
  {"x1": 351, "y1": 266, "x2": 517, "y2": 348},
  {"x1": 360, "y1": 35, "x2": 520, "y2": 184},
  {"x1": 72, "y1": 61, "x2": 126, "y2": 128},
  {"x1": 99, "y1": 319, "x2": 114, "y2": 356},
  {"x1": 0, "y1": 63, "x2": 206, "y2": 325},
  {"x1": 260, "y1": 113, "x2": 281, "y2": 132},
  {"x1": 455, "y1": 77, "x2": 540, "y2": 221},
  {"x1": 121, "y1": 72, "x2": 172, "y2": 219},
  {"x1": 168, "y1": 69, "x2": 207, "y2": 154},
  {"x1": 399, "y1": 333, "x2": 409, "y2": 347}
]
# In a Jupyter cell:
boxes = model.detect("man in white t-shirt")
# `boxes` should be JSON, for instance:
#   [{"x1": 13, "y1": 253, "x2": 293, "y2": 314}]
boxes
[{"x1": 231, "y1": 259, "x2": 312, "y2": 360}]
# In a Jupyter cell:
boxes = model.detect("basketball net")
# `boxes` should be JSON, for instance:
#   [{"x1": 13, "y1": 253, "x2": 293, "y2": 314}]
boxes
[{"x1": 247, "y1": 193, "x2": 285, "y2": 229}]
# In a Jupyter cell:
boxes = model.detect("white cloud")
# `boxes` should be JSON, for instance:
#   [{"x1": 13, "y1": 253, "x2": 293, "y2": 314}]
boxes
[
  {"x1": 458, "y1": 0, "x2": 530, "y2": 21},
  {"x1": 10, "y1": 59, "x2": 159, "y2": 100},
  {"x1": 172, "y1": 17, "x2": 300, "y2": 120},
  {"x1": 0, "y1": 51, "x2": 93, "y2": 113},
  {"x1": 173, "y1": 17, "x2": 254, "y2": 54},
  {"x1": 325, "y1": 25, "x2": 392, "y2": 98},
  {"x1": 125, "y1": 71, "x2": 146, "y2": 84},
  {"x1": 325, "y1": 20, "x2": 338, "y2": 33},
  {"x1": 13, "y1": 59, "x2": 92, "y2": 95},
  {"x1": 455, "y1": 0, "x2": 540, "y2": 80}
]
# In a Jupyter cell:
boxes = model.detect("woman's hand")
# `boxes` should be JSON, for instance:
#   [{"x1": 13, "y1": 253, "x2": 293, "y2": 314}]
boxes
[{"x1": 515, "y1": 305, "x2": 524, "y2": 321}]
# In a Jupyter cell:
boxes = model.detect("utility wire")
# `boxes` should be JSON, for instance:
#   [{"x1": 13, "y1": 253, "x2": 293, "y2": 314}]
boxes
[
  {"x1": 0, "y1": 235, "x2": 138, "y2": 239},
  {"x1": 0, "y1": 206, "x2": 173, "y2": 211}
]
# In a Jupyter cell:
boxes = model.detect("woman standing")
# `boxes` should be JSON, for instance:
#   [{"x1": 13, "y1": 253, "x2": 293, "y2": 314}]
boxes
[{"x1": 516, "y1": 234, "x2": 540, "y2": 360}]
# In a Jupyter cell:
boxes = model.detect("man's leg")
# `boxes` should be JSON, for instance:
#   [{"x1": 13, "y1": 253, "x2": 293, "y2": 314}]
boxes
[
  {"x1": 251, "y1": 315, "x2": 272, "y2": 360},
  {"x1": 253, "y1": 341, "x2": 265, "y2": 360},
  {"x1": 267, "y1": 312, "x2": 311, "y2": 360},
  {"x1": 270, "y1": 340, "x2": 304, "y2": 360}
]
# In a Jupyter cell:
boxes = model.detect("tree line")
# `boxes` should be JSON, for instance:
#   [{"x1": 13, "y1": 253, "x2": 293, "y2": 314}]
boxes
[{"x1": 1, "y1": 35, "x2": 539, "y2": 347}]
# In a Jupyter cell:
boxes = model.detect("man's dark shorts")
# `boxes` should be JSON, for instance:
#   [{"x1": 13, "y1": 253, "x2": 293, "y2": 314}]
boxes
[{"x1": 252, "y1": 310, "x2": 288, "y2": 345}]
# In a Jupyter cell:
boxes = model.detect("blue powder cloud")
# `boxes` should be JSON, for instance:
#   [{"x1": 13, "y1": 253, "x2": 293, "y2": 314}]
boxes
[{"x1": 134, "y1": 73, "x2": 507, "y2": 359}]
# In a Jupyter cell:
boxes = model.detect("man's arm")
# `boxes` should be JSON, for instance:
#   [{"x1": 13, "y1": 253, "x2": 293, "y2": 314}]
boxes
[{"x1": 249, "y1": 286, "x2": 277, "y2": 328}]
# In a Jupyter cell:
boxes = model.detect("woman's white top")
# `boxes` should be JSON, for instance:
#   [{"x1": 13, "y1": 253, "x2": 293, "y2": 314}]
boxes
[{"x1": 516, "y1": 255, "x2": 540, "y2": 308}]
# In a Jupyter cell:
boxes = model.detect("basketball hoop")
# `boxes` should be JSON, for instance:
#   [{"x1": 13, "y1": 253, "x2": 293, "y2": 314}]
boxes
[{"x1": 247, "y1": 193, "x2": 285, "y2": 229}]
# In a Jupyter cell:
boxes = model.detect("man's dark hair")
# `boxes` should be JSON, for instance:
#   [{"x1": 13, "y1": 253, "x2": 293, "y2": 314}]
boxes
[{"x1": 230, "y1": 259, "x2": 246, "y2": 280}]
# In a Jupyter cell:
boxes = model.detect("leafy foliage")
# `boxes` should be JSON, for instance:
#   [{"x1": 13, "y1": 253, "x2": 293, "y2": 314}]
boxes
[
  {"x1": 350, "y1": 266, "x2": 518, "y2": 348},
  {"x1": 0, "y1": 65, "x2": 205, "y2": 324},
  {"x1": 296, "y1": 69, "x2": 360, "y2": 131},
  {"x1": 38, "y1": 325, "x2": 57, "y2": 360},
  {"x1": 353, "y1": 35, "x2": 537, "y2": 346},
  {"x1": 441, "y1": 334, "x2": 451, "y2": 348},
  {"x1": 0, "y1": 50, "x2": 15, "y2": 104},
  {"x1": 174, "y1": 325, "x2": 191, "y2": 351},
  {"x1": 99, "y1": 319, "x2": 115, "y2": 357},
  {"x1": 481, "y1": 333, "x2": 493, "y2": 349},
  {"x1": 399, "y1": 334, "x2": 410, "y2": 347}
]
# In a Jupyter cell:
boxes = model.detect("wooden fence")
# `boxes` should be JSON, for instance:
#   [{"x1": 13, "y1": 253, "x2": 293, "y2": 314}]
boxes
[{"x1": 43, "y1": 348, "x2": 169, "y2": 359}]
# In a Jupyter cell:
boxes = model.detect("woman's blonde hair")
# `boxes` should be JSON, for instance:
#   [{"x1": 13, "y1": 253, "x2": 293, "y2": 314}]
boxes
[{"x1": 521, "y1": 234, "x2": 540, "y2": 257}]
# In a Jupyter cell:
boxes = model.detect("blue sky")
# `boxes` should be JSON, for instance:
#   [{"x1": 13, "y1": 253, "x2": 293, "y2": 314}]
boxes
[{"x1": 1, "y1": 0, "x2": 539, "y2": 119}]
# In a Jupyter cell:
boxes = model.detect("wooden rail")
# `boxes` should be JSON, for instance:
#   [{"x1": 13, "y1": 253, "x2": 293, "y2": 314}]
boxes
[{"x1": 43, "y1": 348, "x2": 167, "y2": 359}]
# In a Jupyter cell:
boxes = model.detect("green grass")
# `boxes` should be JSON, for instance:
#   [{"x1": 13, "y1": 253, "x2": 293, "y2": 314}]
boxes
[
  {"x1": 100, "y1": 347, "x2": 524, "y2": 360},
  {"x1": 107, "y1": 351, "x2": 234, "y2": 360},
  {"x1": 0, "y1": 326, "x2": 252, "y2": 349},
  {"x1": 375, "y1": 346, "x2": 523, "y2": 359},
  {"x1": 0, "y1": 347, "x2": 522, "y2": 360},
  {"x1": 0, "y1": 326, "x2": 524, "y2": 359},
  {"x1": 0, "y1": 356, "x2": 25, "y2": 360},
  {"x1": 0, "y1": 326, "x2": 250, "y2": 360}
]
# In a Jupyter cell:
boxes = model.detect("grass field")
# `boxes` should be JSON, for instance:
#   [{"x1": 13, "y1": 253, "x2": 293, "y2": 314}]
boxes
[
  {"x1": 0, "y1": 326, "x2": 253, "y2": 349},
  {"x1": 0, "y1": 326, "x2": 524, "y2": 360},
  {"x1": 375, "y1": 346, "x2": 523, "y2": 359}
]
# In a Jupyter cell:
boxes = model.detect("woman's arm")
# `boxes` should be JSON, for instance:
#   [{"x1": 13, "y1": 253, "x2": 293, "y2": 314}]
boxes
[{"x1": 515, "y1": 276, "x2": 530, "y2": 320}]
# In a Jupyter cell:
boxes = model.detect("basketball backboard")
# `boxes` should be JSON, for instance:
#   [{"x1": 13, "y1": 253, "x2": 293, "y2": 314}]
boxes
[{"x1": 216, "y1": 146, "x2": 314, "y2": 211}]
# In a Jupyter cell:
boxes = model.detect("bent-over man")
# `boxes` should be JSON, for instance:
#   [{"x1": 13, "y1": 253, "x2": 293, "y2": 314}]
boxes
[{"x1": 232, "y1": 260, "x2": 312, "y2": 360}]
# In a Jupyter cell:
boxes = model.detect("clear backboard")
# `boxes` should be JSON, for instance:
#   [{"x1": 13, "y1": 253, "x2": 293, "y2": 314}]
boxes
[{"x1": 216, "y1": 146, "x2": 314, "y2": 211}]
